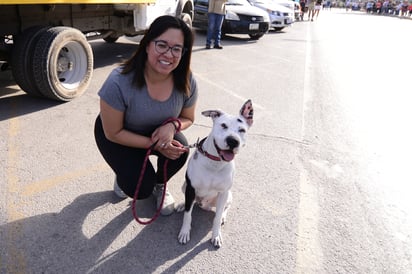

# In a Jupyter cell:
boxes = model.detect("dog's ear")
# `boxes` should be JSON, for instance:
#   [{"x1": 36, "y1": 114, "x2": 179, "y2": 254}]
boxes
[
  {"x1": 240, "y1": 99, "x2": 253, "y2": 127},
  {"x1": 201, "y1": 110, "x2": 223, "y2": 120}
]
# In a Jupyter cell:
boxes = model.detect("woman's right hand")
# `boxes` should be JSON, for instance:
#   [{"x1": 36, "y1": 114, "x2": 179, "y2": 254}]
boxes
[{"x1": 152, "y1": 122, "x2": 176, "y2": 150}]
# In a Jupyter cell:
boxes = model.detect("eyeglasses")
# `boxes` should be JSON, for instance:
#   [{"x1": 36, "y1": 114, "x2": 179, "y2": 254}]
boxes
[{"x1": 153, "y1": 40, "x2": 186, "y2": 58}]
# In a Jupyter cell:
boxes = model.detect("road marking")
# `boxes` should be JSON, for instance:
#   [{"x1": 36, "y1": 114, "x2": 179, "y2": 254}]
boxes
[
  {"x1": 22, "y1": 163, "x2": 108, "y2": 197},
  {"x1": 296, "y1": 166, "x2": 323, "y2": 273},
  {"x1": 4, "y1": 106, "x2": 108, "y2": 272},
  {"x1": 194, "y1": 73, "x2": 265, "y2": 111},
  {"x1": 5, "y1": 114, "x2": 27, "y2": 273},
  {"x1": 7, "y1": 117, "x2": 20, "y2": 194},
  {"x1": 295, "y1": 25, "x2": 324, "y2": 273}
]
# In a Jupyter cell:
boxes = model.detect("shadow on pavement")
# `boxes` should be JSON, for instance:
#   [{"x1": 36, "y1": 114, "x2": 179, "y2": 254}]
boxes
[
  {"x1": 0, "y1": 191, "x2": 214, "y2": 273},
  {"x1": 0, "y1": 92, "x2": 63, "y2": 121},
  {"x1": 90, "y1": 40, "x2": 138, "y2": 69}
]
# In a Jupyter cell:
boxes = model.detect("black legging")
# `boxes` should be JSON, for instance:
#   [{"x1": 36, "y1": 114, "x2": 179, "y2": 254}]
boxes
[{"x1": 94, "y1": 115, "x2": 189, "y2": 199}]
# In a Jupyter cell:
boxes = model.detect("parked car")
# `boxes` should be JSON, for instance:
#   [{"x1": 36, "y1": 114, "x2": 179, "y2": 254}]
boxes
[
  {"x1": 192, "y1": 0, "x2": 270, "y2": 40},
  {"x1": 272, "y1": 0, "x2": 301, "y2": 20},
  {"x1": 248, "y1": 0, "x2": 294, "y2": 31}
]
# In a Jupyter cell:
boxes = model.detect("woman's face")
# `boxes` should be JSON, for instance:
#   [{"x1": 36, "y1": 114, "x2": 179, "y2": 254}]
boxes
[{"x1": 146, "y1": 28, "x2": 185, "y2": 77}]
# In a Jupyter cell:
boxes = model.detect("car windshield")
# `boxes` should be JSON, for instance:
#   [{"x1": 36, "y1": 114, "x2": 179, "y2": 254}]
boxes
[
  {"x1": 226, "y1": 0, "x2": 251, "y2": 6},
  {"x1": 268, "y1": 0, "x2": 293, "y2": 6},
  {"x1": 250, "y1": 0, "x2": 271, "y2": 4}
]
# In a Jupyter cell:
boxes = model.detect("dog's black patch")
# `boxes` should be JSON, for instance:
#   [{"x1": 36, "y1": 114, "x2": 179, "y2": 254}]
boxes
[{"x1": 184, "y1": 173, "x2": 196, "y2": 212}]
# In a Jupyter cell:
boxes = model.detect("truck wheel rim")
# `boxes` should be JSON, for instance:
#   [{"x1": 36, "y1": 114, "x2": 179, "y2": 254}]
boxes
[{"x1": 54, "y1": 41, "x2": 88, "y2": 90}]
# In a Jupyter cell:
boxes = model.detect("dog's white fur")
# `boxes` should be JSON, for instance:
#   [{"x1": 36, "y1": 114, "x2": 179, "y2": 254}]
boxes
[{"x1": 177, "y1": 100, "x2": 254, "y2": 248}]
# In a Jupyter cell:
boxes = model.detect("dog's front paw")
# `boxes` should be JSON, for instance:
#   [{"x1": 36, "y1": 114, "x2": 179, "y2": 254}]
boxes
[
  {"x1": 178, "y1": 227, "x2": 191, "y2": 244},
  {"x1": 175, "y1": 202, "x2": 185, "y2": 212},
  {"x1": 211, "y1": 232, "x2": 223, "y2": 248}
]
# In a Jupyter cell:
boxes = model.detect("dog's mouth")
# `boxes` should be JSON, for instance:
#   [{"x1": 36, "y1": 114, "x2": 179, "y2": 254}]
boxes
[
  {"x1": 218, "y1": 149, "x2": 235, "y2": 162},
  {"x1": 213, "y1": 139, "x2": 236, "y2": 162}
]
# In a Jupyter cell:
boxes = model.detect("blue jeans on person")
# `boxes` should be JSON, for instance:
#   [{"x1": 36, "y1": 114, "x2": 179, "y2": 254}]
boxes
[{"x1": 206, "y1": 13, "x2": 224, "y2": 47}]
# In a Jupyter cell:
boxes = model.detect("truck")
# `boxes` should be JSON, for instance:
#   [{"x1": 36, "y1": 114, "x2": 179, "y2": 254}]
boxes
[{"x1": 0, "y1": 0, "x2": 194, "y2": 101}]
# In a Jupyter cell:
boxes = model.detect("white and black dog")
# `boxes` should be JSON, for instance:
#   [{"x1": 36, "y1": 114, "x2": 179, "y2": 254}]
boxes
[{"x1": 177, "y1": 100, "x2": 254, "y2": 248}]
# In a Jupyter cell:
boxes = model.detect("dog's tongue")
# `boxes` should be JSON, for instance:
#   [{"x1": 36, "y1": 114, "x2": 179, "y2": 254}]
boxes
[{"x1": 219, "y1": 150, "x2": 235, "y2": 161}]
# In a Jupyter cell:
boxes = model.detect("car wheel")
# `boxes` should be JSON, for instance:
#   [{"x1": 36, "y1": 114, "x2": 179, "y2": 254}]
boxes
[{"x1": 249, "y1": 32, "x2": 264, "y2": 40}]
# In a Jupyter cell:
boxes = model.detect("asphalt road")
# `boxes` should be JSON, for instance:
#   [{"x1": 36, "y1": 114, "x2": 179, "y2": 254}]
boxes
[{"x1": 1, "y1": 10, "x2": 412, "y2": 273}]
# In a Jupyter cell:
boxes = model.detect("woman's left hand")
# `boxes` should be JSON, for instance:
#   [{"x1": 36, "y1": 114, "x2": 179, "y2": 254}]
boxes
[{"x1": 159, "y1": 140, "x2": 188, "y2": 160}]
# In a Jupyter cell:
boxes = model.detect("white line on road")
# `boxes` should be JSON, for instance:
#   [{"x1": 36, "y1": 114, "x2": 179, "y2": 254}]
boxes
[
  {"x1": 295, "y1": 24, "x2": 324, "y2": 274},
  {"x1": 194, "y1": 72, "x2": 265, "y2": 111}
]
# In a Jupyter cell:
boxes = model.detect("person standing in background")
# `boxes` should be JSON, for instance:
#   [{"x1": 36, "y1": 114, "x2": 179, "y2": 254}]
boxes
[
  {"x1": 382, "y1": 0, "x2": 389, "y2": 14},
  {"x1": 306, "y1": 0, "x2": 315, "y2": 21},
  {"x1": 314, "y1": 0, "x2": 322, "y2": 19},
  {"x1": 299, "y1": 0, "x2": 306, "y2": 21},
  {"x1": 206, "y1": 0, "x2": 226, "y2": 49}
]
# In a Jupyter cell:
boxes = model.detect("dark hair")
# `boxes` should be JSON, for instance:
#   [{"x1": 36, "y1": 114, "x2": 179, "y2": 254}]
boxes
[{"x1": 121, "y1": 15, "x2": 194, "y2": 96}]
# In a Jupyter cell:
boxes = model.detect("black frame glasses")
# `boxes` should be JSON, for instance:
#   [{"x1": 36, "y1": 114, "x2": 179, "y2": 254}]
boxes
[{"x1": 153, "y1": 40, "x2": 186, "y2": 58}]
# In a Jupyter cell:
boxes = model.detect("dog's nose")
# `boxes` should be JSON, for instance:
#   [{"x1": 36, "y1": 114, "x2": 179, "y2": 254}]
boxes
[{"x1": 226, "y1": 136, "x2": 239, "y2": 150}]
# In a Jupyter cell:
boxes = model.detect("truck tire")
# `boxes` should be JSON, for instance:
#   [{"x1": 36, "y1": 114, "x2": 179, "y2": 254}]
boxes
[
  {"x1": 181, "y1": 13, "x2": 192, "y2": 28},
  {"x1": 32, "y1": 26, "x2": 93, "y2": 101},
  {"x1": 103, "y1": 33, "x2": 120, "y2": 43},
  {"x1": 11, "y1": 26, "x2": 50, "y2": 97},
  {"x1": 103, "y1": 36, "x2": 119, "y2": 43}
]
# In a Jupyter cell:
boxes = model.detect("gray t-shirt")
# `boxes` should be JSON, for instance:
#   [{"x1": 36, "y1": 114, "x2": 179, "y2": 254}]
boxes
[{"x1": 98, "y1": 67, "x2": 198, "y2": 136}]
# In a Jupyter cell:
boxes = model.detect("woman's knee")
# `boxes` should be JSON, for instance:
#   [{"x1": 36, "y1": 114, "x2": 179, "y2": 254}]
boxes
[
  {"x1": 117, "y1": 173, "x2": 155, "y2": 199},
  {"x1": 174, "y1": 132, "x2": 188, "y2": 146}
]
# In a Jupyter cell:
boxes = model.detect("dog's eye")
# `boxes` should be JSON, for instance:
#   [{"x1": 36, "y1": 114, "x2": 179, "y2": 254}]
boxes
[
  {"x1": 239, "y1": 128, "x2": 246, "y2": 133},
  {"x1": 221, "y1": 123, "x2": 228, "y2": 129}
]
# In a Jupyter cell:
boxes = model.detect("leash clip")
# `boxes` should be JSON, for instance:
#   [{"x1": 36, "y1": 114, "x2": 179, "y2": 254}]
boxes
[{"x1": 184, "y1": 137, "x2": 200, "y2": 149}]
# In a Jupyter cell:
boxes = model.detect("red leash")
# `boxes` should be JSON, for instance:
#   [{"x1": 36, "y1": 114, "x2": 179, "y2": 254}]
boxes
[{"x1": 131, "y1": 118, "x2": 181, "y2": 225}]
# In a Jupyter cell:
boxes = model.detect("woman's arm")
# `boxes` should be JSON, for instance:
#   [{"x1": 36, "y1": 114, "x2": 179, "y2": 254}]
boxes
[
  {"x1": 151, "y1": 103, "x2": 196, "y2": 147},
  {"x1": 99, "y1": 99, "x2": 152, "y2": 148},
  {"x1": 177, "y1": 103, "x2": 196, "y2": 131}
]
